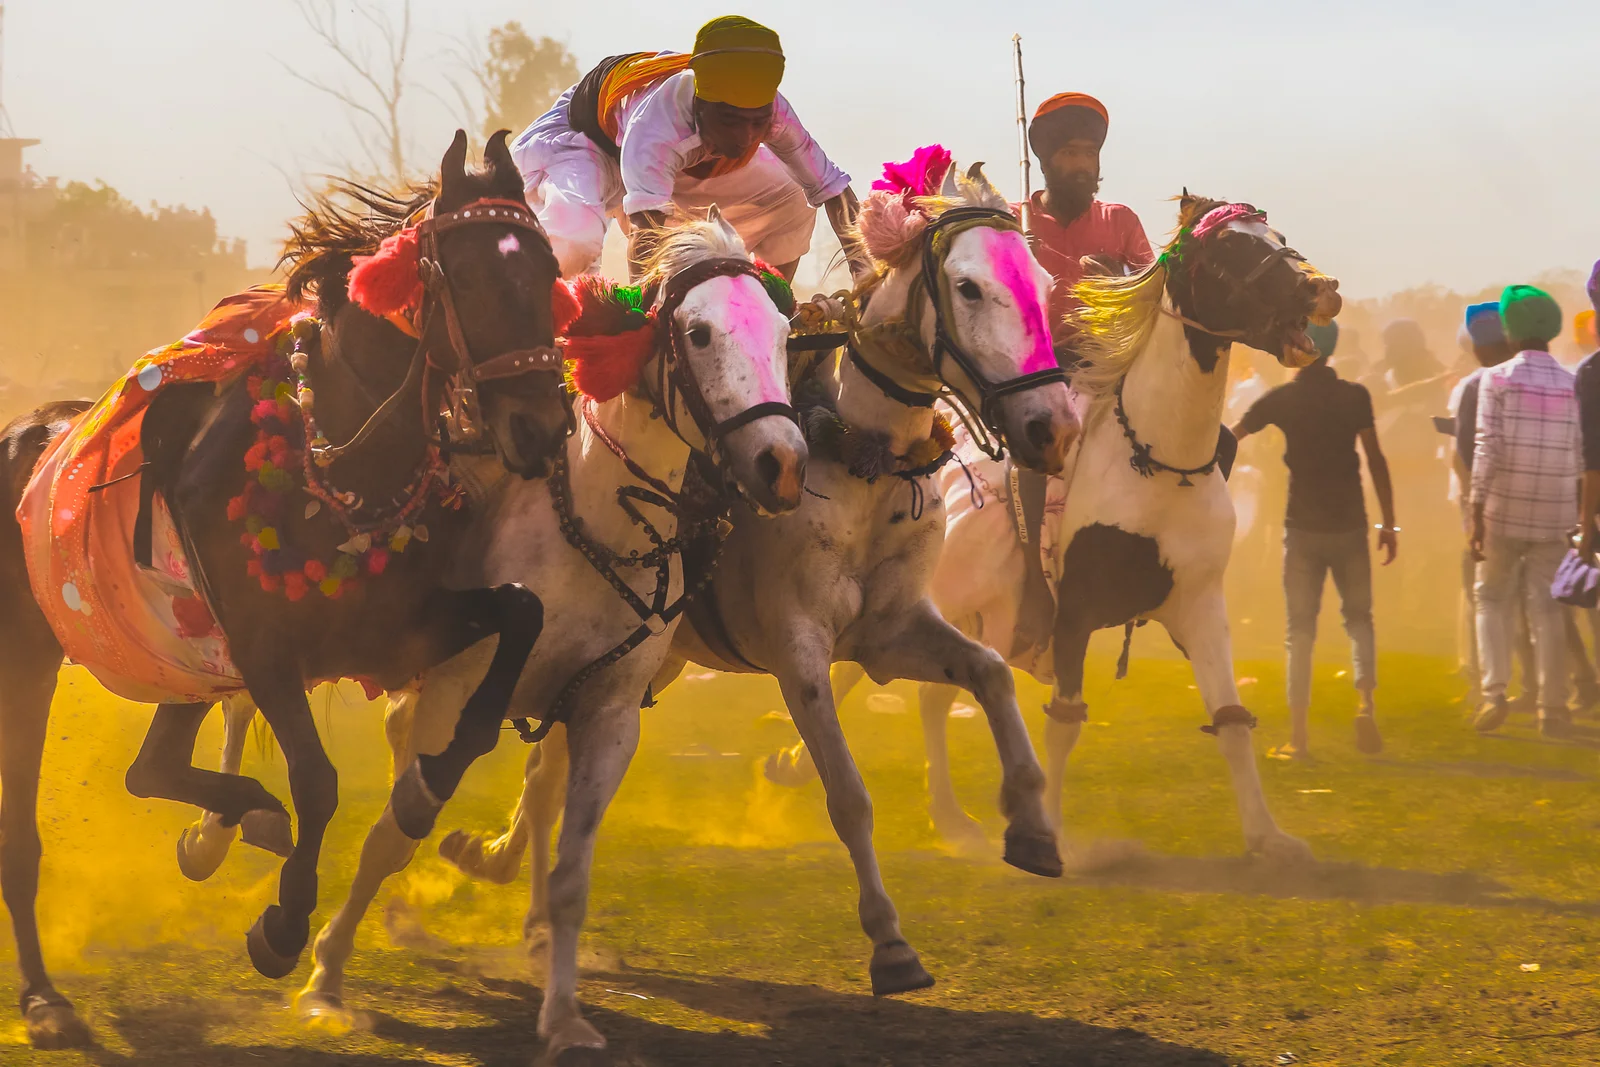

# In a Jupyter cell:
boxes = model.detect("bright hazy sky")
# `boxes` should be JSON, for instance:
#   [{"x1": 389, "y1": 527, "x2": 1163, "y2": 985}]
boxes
[{"x1": 7, "y1": 0, "x2": 1598, "y2": 298}]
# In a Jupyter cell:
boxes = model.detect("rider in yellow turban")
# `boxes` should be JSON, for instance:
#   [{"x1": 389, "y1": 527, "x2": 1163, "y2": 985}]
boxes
[{"x1": 690, "y1": 16, "x2": 786, "y2": 109}]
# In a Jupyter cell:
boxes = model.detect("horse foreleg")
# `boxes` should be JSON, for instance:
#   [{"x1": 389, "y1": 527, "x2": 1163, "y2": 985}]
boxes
[
  {"x1": 296, "y1": 686, "x2": 441, "y2": 1025},
  {"x1": 1160, "y1": 589, "x2": 1312, "y2": 862},
  {"x1": 916, "y1": 681, "x2": 987, "y2": 853},
  {"x1": 0, "y1": 640, "x2": 90, "y2": 1048},
  {"x1": 389, "y1": 584, "x2": 543, "y2": 841},
  {"x1": 773, "y1": 634, "x2": 932, "y2": 996},
  {"x1": 762, "y1": 661, "x2": 861, "y2": 787},
  {"x1": 175, "y1": 693, "x2": 279, "y2": 881},
  {"x1": 860, "y1": 601, "x2": 1060, "y2": 879},
  {"x1": 540, "y1": 699, "x2": 639, "y2": 1061},
  {"x1": 523, "y1": 725, "x2": 569, "y2": 941}
]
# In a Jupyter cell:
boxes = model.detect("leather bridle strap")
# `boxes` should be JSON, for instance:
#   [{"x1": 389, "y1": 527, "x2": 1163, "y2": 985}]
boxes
[
  {"x1": 919, "y1": 206, "x2": 1069, "y2": 455},
  {"x1": 847, "y1": 343, "x2": 937, "y2": 408},
  {"x1": 650, "y1": 257, "x2": 799, "y2": 448}
]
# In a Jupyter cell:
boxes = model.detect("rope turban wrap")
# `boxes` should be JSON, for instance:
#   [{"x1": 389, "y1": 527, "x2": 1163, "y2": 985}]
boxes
[
  {"x1": 1499, "y1": 284, "x2": 1563, "y2": 347},
  {"x1": 691, "y1": 16, "x2": 785, "y2": 109},
  {"x1": 1029, "y1": 92, "x2": 1109, "y2": 157}
]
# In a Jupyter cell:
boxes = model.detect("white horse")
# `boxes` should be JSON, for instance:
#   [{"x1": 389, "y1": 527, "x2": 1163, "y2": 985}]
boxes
[
  {"x1": 778, "y1": 196, "x2": 1342, "y2": 862},
  {"x1": 167, "y1": 216, "x2": 807, "y2": 1048},
  {"x1": 438, "y1": 155, "x2": 1081, "y2": 998}
]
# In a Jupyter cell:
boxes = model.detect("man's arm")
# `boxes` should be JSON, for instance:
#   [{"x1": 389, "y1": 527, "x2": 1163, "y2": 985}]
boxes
[
  {"x1": 1358, "y1": 426, "x2": 1398, "y2": 564},
  {"x1": 823, "y1": 186, "x2": 870, "y2": 282},
  {"x1": 1576, "y1": 359, "x2": 1600, "y2": 559},
  {"x1": 1469, "y1": 372, "x2": 1501, "y2": 561},
  {"x1": 625, "y1": 210, "x2": 670, "y2": 281}
]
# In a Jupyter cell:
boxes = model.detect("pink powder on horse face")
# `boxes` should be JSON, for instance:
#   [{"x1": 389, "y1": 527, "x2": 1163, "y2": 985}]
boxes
[
  {"x1": 979, "y1": 228, "x2": 1055, "y2": 375},
  {"x1": 716, "y1": 278, "x2": 787, "y2": 405}
]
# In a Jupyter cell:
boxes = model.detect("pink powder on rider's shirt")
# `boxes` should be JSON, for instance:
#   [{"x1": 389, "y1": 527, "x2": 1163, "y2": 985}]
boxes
[{"x1": 980, "y1": 228, "x2": 1055, "y2": 375}]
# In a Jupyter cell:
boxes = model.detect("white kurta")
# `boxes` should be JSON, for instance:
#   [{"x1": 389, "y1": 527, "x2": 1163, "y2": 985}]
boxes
[{"x1": 511, "y1": 68, "x2": 851, "y2": 276}]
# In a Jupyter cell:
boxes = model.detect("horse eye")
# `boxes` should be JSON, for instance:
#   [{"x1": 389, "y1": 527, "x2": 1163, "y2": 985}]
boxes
[
  {"x1": 688, "y1": 325, "x2": 712, "y2": 348},
  {"x1": 956, "y1": 280, "x2": 982, "y2": 302}
]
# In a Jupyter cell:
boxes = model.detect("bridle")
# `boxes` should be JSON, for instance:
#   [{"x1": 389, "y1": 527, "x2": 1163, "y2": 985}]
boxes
[
  {"x1": 848, "y1": 206, "x2": 1069, "y2": 461},
  {"x1": 647, "y1": 256, "x2": 799, "y2": 465},
  {"x1": 312, "y1": 197, "x2": 566, "y2": 467}
]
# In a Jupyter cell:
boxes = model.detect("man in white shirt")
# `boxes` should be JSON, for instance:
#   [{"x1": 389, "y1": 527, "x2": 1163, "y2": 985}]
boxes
[
  {"x1": 1471, "y1": 285, "x2": 1579, "y2": 737},
  {"x1": 510, "y1": 16, "x2": 860, "y2": 279}
]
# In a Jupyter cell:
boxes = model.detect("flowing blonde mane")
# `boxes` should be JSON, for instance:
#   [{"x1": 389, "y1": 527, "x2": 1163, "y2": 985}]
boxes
[
  {"x1": 1069, "y1": 195, "x2": 1225, "y2": 401},
  {"x1": 1069, "y1": 261, "x2": 1171, "y2": 400},
  {"x1": 638, "y1": 217, "x2": 749, "y2": 288}
]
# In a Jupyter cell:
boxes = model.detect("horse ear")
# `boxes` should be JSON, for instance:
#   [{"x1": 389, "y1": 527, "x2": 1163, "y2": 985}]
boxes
[
  {"x1": 439, "y1": 129, "x2": 469, "y2": 196},
  {"x1": 707, "y1": 203, "x2": 738, "y2": 242},
  {"x1": 484, "y1": 129, "x2": 520, "y2": 195},
  {"x1": 966, "y1": 161, "x2": 1001, "y2": 199},
  {"x1": 939, "y1": 160, "x2": 960, "y2": 198}
]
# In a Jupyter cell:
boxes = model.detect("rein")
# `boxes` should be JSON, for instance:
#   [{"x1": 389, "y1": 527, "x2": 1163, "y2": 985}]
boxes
[
  {"x1": 510, "y1": 257, "x2": 797, "y2": 743},
  {"x1": 312, "y1": 197, "x2": 564, "y2": 468},
  {"x1": 846, "y1": 206, "x2": 1068, "y2": 461}
]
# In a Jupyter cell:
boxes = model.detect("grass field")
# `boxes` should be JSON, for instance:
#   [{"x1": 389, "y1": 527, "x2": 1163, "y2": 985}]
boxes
[{"x1": 2, "y1": 647, "x2": 1597, "y2": 1066}]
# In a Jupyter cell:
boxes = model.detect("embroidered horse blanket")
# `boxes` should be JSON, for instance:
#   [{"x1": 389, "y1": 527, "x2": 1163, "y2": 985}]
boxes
[{"x1": 17, "y1": 286, "x2": 302, "y2": 704}]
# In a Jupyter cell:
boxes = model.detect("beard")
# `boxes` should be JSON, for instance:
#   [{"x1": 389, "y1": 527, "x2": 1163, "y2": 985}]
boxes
[{"x1": 1043, "y1": 169, "x2": 1100, "y2": 220}]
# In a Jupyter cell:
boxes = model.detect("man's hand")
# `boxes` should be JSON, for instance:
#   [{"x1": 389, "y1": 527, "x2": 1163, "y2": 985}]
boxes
[
  {"x1": 1377, "y1": 527, "x2": 1398, "y2": 565},
  {"x1": 1471, "y1": 518, "x2": 1487, "y2": 563},
  {"x1": 1579, "y1": 523, "x2": 1597, "y2": 564}
]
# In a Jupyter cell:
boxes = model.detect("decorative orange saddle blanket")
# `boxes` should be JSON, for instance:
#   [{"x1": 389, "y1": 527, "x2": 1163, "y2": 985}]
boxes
[{"x1": 17, "y1": 286, "x2": 303, "y2": 704}]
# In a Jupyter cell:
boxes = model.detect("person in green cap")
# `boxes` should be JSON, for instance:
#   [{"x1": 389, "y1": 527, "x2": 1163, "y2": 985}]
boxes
[
  {"x1": 1231, "y1": 319, "x2": 1398, "y2": 758},
  {"x1": 509, "y1": 15, "x2": 862, "y2": 280},
  {"x1": 1470, "y1": 284, "x2": 1579, "y2": 737}
]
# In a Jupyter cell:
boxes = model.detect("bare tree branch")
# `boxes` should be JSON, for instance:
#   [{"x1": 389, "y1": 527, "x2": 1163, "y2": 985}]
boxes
[{"x1": 285, "y1": 0, "x2": 416, "y2": 186}]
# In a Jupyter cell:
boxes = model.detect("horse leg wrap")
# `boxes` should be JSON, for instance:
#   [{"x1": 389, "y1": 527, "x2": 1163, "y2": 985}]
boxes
[
  {"x1": 390, "y1": 759, "x2": 444, "y2": 841},
  {"x1": 1043, "y1": 696, "x2": 1090, "y2": 724},
  {"x1": 1201, "y1": 704, "x2": 1258, "y2": 735}
]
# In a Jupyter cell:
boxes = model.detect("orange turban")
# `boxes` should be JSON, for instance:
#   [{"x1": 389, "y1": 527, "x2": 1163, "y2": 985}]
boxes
[
  {"x1": 1029, "y1": 92, "x2": 1108, "y2": 154},
  {"x1": 1577, "y1": 308, "x2": 1598, "y2": 350}
]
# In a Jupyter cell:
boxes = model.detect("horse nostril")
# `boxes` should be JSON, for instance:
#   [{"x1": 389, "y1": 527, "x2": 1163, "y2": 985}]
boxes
[
  {"x1": 1024, "y1": 414, "x2": 1053, "y2": 454},
  {"x1": 756, "y1": 447, "x2": 782, "y2": 491}
]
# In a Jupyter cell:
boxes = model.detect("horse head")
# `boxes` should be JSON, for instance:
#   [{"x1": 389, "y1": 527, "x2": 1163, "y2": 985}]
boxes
[
  {"x1": 427, "y1": 129, "x2": 572, "y2": 478},
  {"x1": 1167, "y1": 192, "x2": 1342, "y2": 368},
  {"x1": 640, "y1": 208, "x2": 808, "y2": 514},
  {"x1": 855, "y1": 153, "x2": 1078, "y2": 475}
]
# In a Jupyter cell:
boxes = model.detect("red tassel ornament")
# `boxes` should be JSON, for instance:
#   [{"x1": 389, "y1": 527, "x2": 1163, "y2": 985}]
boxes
[{"x1": 348, "y1": 228, "x2": 423, "y2": 317}]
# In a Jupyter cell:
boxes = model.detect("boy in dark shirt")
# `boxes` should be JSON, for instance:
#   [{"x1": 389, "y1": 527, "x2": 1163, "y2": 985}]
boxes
[{"x1": 1233, "y1": 321, "x2": 1398, "y2": 758}]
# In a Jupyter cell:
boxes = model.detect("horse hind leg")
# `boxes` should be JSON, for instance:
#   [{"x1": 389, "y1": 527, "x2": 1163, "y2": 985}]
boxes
[
  {"x1": 917, "y1": 681, "x2": 989, "y2": 854},
  {"x1": 438, "y1": 740, "x2": 536, "y2": 887}
]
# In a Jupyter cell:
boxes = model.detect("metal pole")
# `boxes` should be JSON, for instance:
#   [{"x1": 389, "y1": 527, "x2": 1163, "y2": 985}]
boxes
[{"x1": 1012, "y1": 33, "x2": 1030, "y2": 230}]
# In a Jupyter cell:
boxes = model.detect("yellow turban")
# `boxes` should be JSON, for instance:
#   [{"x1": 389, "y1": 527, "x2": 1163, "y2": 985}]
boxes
[{"x1": 691, "y1": 16, "x2": 785, "y2": 109}]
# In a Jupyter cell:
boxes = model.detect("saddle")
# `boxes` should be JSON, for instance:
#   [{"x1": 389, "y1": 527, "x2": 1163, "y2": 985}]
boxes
[{"x1": 17, "y1": 286, "x2": 303, "y2": 703}]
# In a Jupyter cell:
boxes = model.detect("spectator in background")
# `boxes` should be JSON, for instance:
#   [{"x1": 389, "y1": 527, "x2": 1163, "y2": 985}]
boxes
[
  {"x1": 1471, "y1": 285, "x2": 1576, "y2": 737},
  {"x1": 1232, "y1": 320, "x2": 1397, "y2": 758},
  {"x1": 1574, "y1": 262, "x2": 1600, "y2": 565}
]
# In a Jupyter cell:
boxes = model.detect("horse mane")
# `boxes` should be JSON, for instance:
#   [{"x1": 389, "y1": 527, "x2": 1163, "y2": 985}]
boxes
[
  {"x1": 637, "y1": 217, "x2": 749, "y2": 289},
  {"x1": 279, "y1": 179, "x2": 437, "y2": 305},
  {"x1": 851, "y1": 168, "x2": 1013, "y2": 287},
  {"x1": 1070, "y1": 195, "x2": 1227, "y2": 401}
]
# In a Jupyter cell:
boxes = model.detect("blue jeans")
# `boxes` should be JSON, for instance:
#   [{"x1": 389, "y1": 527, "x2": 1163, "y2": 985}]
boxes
[{"x1": 1284, "y1": 528, "x2": 1377, "y2": 710}]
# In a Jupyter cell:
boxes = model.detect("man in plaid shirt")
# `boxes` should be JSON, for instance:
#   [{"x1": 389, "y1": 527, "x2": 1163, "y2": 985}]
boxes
[{"x1": 1471, "y1": 284, "x2": 1577, "y2": 736}]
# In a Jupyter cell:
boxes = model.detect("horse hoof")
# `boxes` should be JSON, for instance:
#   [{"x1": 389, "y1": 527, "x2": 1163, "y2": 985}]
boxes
[
  {"x1": 23, "y1": 994, "x2": 92, "y2": 1050},
  {"x1": 1003, "y1": 828, "x2": 1064, "y2": 878},
  {"x1": 439, "y1": 828, "x2": 518, "y2": 884},
  {"x1": 175, "y1": 825, "x2": 227, "y2": 882},
  {"x1": 296, "y1": 990, "x2": 357, "y2": 1031},
  {"x1": 247, "y1": 906, "x2": 306, "y2": 979},
  {"x1": 1250, "y1": 832, "x2": 1315, "y2": 865},
  {"x1": 869, "y1": 940, "x2": 935, "y2": 996},
  {"x1": 240, "y1": 809, "x2": 295, "y2": 858},
  {"x1": 391, "y1": 761, "x2": 443, "y2": 841},
  {"x1": 539, "y1": 1016, "x2": 609, "y2": 1067}
]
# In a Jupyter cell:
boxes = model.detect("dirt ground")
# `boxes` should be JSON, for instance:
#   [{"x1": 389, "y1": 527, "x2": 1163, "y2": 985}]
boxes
[{"x1": 2, "y1": 651, "x2": 1598, "y2": 1066}]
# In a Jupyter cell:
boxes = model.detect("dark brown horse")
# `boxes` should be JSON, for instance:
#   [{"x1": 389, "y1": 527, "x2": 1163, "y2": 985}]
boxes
[{"x1": 0, "y1": 130, "x2": 570, "y2": 1048}]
